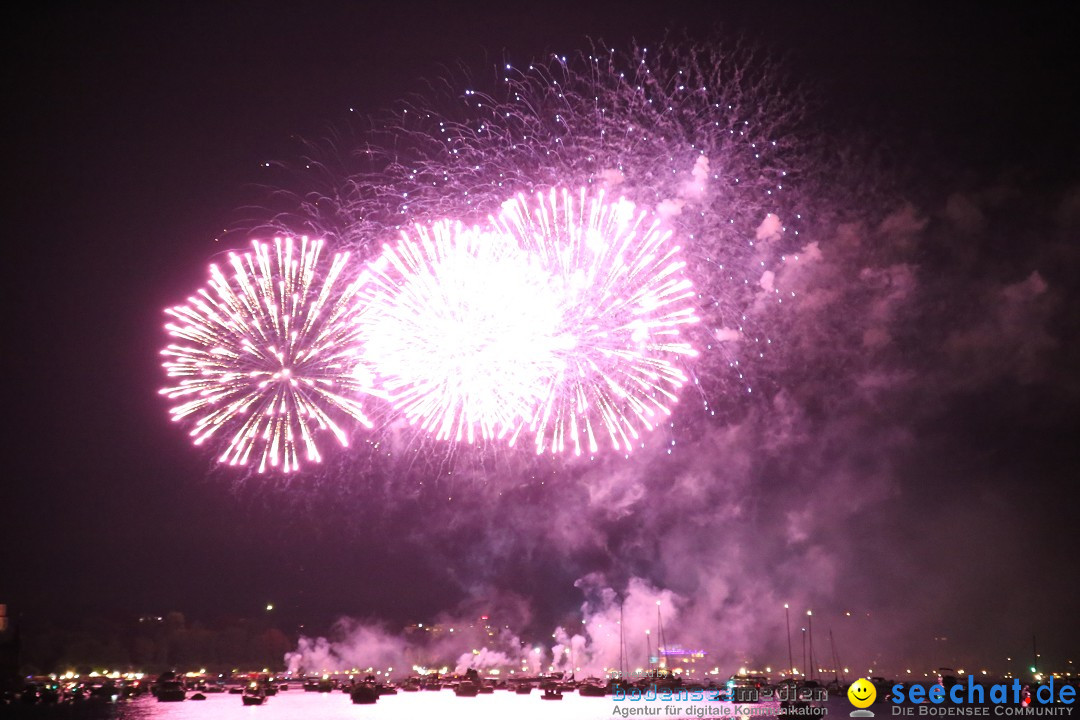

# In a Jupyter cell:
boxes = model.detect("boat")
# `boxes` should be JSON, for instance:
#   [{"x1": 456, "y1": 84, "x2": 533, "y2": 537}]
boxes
[
  {"x1": 579, "y1": 682, "x2": 608, "y2": 697},
  {"x1": 454, "y1": 681, "x2": 480, "y2": 697},
  {"x1": 154, "y1": 680, "x2": 186, "y2": 702},
  {"x1": 542, "y1": 688, "x2": 563, "y2": 700},
  {"x1": 350, "y1": 684, "x2": 379, "y2": 705},
  {"x1": 242, "y1": 683, "x2": 266, "y2": 706},
  {"x1": 515, "y1": 683, "x2": 533, "y2": 695}
]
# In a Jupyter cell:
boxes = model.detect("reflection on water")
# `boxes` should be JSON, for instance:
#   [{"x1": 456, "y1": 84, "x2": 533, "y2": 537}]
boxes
[
  {"x1": 5, "y1": 692, "x2": 610, "y2": 720},
  {"x1": 3, "y1": 690, "x2": 846, "y2": 720}
]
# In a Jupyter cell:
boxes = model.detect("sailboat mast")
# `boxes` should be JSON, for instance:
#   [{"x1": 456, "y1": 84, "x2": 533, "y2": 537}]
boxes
[
  {"x1": 656, "y1": 601, "x2": 667, "y2": 670},
  {"x1": 785, "y1": 604, "x2": 794, "y2": 676},
  {"x1": 619, "y1": 601, "x2": 626, "y2": 680},
  {"x1": 829, "y1": 629, "x2": 844, "y2": 684}
]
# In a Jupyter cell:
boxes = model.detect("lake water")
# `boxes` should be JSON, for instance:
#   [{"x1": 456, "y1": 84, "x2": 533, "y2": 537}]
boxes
[{"x1": 0, "y1": 689, "x2": 850, "y2": 720}]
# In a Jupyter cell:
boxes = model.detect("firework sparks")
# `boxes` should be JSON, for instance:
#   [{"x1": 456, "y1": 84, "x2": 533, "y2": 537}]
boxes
[
  {"x1": 273, "y1": 40, "x2": 802, "y2": 409},
  {"x1": 503, "y1": 188, "x2": 698, "y2": 454},
  {"x1": 160, "y1": 236, "x2": 372, "y2": 473},
  {"x1": 355, "y1": 220, "x2": 571, "y2": 447},
  {"x1": 356, "y1": 188, "x2": 698, "y2": 455},
  {"x1": 206, "y1": 39, "x2": 806, "y2": 468}
]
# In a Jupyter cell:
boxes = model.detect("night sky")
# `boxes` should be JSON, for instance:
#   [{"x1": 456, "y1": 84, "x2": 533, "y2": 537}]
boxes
[{"x1": 3, "y1": 1, "x2": 1078, "y2": 675}]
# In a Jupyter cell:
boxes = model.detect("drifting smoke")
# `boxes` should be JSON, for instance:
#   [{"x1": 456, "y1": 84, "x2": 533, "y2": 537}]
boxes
[
  {"x1": 285, "y1": 575, "x2": 683, "y2": 677},
  {"x1": 276, "y1": 177, "x2": 1077, "y2": 677},
  {"x1": 239, "y1": 38, "x2": 1077, "y2": 675},
  {"x1": 285, "y1": 591, "x2": 544, "y2": 677}
]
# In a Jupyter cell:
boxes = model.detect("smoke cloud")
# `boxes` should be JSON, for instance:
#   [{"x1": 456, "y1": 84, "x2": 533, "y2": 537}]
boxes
[{"x1": 283, "y1": 178, "x2": 1078, "y2": 680}]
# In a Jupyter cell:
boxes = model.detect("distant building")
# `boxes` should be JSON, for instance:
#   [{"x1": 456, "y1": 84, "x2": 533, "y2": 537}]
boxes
[{"x1": 403, "y1": 614, "x2": 497, "y2": 639}]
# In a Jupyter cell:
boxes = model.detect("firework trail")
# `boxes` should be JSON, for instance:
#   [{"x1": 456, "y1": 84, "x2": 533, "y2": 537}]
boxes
[
  {"x1": 354, "y1": 188, "x2": 699, "y2": 456},
  {"x1": 160, "y1": 236, "x2": 372, "y2": 473}
]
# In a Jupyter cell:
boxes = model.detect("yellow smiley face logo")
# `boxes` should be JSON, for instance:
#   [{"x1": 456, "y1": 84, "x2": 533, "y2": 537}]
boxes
[{"x1": 848, "y1": 678, "x2": 876, "y2": 708}]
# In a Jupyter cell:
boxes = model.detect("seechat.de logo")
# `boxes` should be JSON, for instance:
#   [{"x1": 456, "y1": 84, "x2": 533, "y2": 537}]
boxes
[{"x1": 849, "y1": 678, "x2": 878, "y2": 717}]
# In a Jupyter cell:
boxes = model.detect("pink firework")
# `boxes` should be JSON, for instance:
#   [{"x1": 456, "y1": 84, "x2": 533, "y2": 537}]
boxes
[
  {"x1": 494, "y1": 188, "x2": 699, "y2": 455},
  {"x1": 356, "y1": 221, "x2": 570, "y2": 446},
  {"x1": 160, "y1": 236, "x2": 372, "y2": 473},
  {"x1": 357, "y1": 189, "x2": 698, "y2": 455}
]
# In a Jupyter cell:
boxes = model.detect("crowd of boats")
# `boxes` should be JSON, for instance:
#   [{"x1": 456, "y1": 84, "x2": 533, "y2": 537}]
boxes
[
  {"x1": 1, "y1": 669, "x2": 861, "y2": 708},
  {"x1": 13, "y1": 668, "x2": 1069, "y2": 710}
]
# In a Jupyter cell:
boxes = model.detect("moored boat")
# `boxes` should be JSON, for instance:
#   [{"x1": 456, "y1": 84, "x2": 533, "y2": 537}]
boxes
[
  {"x1": 579, "y1": 682, "x2": 608, "y2": 697},
  {"x1": 154, "y1": 680, "x2": 186, "y2": 702},
  {"x1": 454, "y1": 681, "x2": 479, "y2": 697},
  {"x1": 350, "y1": 684, "x2": 379, "y2": 705},
  {"x1": 241, "y1": 683, "x2": 266, "y2": 706}
]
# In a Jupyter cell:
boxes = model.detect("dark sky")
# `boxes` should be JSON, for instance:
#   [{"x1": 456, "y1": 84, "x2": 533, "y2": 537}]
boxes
[{"x1": 3, "y1": 1, "x2": 1078, "y2": 674}]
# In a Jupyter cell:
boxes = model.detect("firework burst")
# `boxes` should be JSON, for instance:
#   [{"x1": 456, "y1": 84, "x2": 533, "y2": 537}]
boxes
[
  {"x1": 355, "y1": 188, "x2": 698, "y2": 455},
  {"x1": 270, "y1": 39, "x2": 805, "y2": 408},
  {"x1": 356, "y1": 220, "x2": 569, "y2": 447},
  {"x1": 495, "y1": 188, "x2": 698, "y2": 455},
  {"x1": 160, "y1": 236, "x2": 372, "y2": 473},
  {"x1": 208, "y1": 39, "x2": 811, "y2": 470}
]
